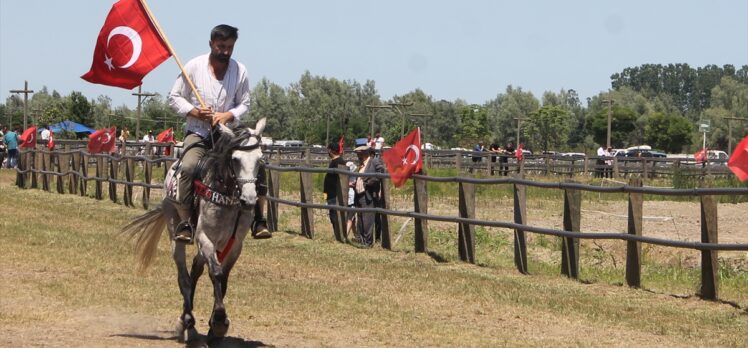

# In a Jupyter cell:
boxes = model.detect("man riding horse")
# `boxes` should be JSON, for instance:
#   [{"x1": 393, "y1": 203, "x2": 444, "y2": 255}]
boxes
[{"x1": 167, "y1": 24, "x2": 270, "y2": 242}]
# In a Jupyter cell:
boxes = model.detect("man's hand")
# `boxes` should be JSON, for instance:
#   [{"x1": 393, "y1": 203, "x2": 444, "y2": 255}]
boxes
[
  {"x1": 189, "y1": 107, "x2": 215, "y2": 123},
  {"x1": 212, "y1": 111, "x2": 234, "y2": 126}
]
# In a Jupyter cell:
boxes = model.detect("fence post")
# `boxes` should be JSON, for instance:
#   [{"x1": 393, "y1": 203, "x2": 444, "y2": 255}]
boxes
[
  {"x1": 143, "y1": 159, "x2": 152, "y2": 209},
  {"x1": 626, "y1": 178, "x2": 643, "y2": 288},
  {"x1": 30, "y1": 150, "x2": 38, "y2": 189},
  {"x1": 414, "y1": 176, "x2": 429, "y2": 253},
  {"x1": 545, "y1": 154, "x2": 551, "y2": 176},
  {"x1": 124, "y1": 158, "x2": 134, "y2": 207},
  {"x1": 642, "y1": 158, "x2": 649, "y2": 178},
  {"x1": 454, "y1": 152, "x2": 461, "y2": 173},
  {"x1": 41, "y1": 150, "x2": 50, "y2": 192},
  {"x1": 334, "y1": 167, "x2": 349, "y2": 242},
  {"x1": 583, "y1": 155, "x2": 589, "y2": 176},
  {"x1": 458, "y1": 182, "x2": 476, "y2": 264},
  {"x1": 700, "y1": 194, "x2": 719, "y2": 300},
  {"x1": 95, "y1": 156, "x2": 104, "y2": 200},
  {"x1": 15, "y1": 151, "x2": 26, "y2": 188},
  {"x1": 54, "y1": 151, "x2": 64, "y2": 194},
  {"x1": 379, "y1": 178, "x2": 392, "y2": 250},
  {"x1": 109, "y1": 157, "x2": 118, "y2": 203},
  {"x1": 513, "y1": 180, "x2": 529, "y2": 274},
  {"x1": 80, "y1": 152, "x2": 88, "y2": 197},
  {"x1": 69, "y1": 148, "x2": 78, "y2": 194},
  {"x1": 561, "y1": 183, "x2": 581, "y2": 279},
  {"x1": 613, "y1": 157, "x2": 620, "y2": 179},
  {"x1": 267, "y1": 165, "x2": 280, "y2": 233},
  {"x1": 299, "y1": 171, "x2": 314, "y2": 239}
]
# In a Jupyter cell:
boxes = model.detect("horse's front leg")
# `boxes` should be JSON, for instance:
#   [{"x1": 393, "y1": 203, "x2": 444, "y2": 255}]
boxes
[
  {"x1": 172, "y1": 240, "x2": 200, "y2": 343},
  {"x1": 196, "y1": 233, "x2": 231, "y2": 338}
]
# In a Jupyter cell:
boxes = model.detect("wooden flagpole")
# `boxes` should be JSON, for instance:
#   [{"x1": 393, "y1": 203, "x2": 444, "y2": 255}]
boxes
[{"x1": 138, "y1": 0, "x2": 207, "y2": 109}]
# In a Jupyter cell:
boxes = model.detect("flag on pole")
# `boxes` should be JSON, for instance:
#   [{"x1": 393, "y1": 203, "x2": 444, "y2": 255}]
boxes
[
  {"x1": 88, "y1": 127, "x2": 117, "y2": 154},
  {"x1": 81, "y1": 0, "x2": 171, "y2": 89},
  {"x1": 156, "y1": 128, "x2": 174, "y2": 143},
  {"x1": 19, "y1": 127, "x2": 37, "y2": 149},
  {"x1": 382, "y1": 128, "x2": 423, "y2": 188},
  {"x1": 694, "y1": 148, "x2": 707, "y2": 164},
  {"x1": 47, "y1": 132, "x2": 55, "y2": 151},
  {"x1": 728, "y1": 136, "x2": 748, "y2": 182},
  {"x1": 338, "y1": 135, "x2": 345, "y2": 155},
  {"x1": 516, "y1": 144, "x2": 524, "y2": 161}
]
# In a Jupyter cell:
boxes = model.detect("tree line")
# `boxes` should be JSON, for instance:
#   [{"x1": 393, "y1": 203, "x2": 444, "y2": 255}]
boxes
[{"x1": 2, "y1": 64, "x2": 746, "y2": 154}]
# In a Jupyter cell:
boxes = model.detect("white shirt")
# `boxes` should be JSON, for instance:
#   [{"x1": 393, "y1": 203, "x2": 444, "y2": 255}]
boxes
[
  {"x1": 168, "y1": 53, "x2": 250, "y2": 138},
  {"x1": 40, "y1": 129, "x2": 51, "y2": 140},
  {"x1": 374, "y1": 136, "x2": 385, "y2": 150},
  {"x1": 597, "y1": 146, "x2": 605, "y2": 157},
  {"x1": 142, "y1": 135, "x2": 154, "y2": 142}
]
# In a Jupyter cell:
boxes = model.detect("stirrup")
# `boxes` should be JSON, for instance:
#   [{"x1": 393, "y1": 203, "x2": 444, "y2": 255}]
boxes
[
  {"x1": 252, "y1": 219, "x2": 271, "y2": 239},
  {"x1": 175, "y1": 220, "x2": 194, "y2": 243}
]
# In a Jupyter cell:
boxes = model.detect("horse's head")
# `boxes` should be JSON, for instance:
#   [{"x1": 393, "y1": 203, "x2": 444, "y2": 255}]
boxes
[{"x1": 217, "y1": 118, "x2": 266, "y2": 208}]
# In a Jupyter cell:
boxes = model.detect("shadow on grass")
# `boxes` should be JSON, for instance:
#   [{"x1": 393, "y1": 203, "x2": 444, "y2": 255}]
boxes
[
  {"x1": 427, "y1": 251, "x2": 449, "y2": 263},
  {"x1": 113, "y1": 331, "x2": 271, "y2": 347}
]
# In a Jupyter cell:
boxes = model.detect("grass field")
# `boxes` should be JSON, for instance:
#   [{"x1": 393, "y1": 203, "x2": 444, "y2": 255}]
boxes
[{"x1": 1, "y1": 169, "x2": 747, "y2": 347}]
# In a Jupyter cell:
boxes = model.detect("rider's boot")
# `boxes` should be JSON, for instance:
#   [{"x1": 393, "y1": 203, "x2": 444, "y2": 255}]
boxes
[
  {"x1": 252, "y1": 195, "x2": 272, "y2": 239},
  {"x1": 174, "y1": 203, "x2": 194, "y2": 243}
]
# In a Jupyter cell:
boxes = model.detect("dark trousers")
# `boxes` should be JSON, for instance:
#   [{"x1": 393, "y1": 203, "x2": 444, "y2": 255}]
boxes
[
  {"x1": 355, "y1": 192, "x2": 379, "y2": 246},
  {"x1": 327, "y1": 196, "x2": 339, "y2": 230},
  {"x1": 7, "y1": 149, "x2": 18, "y2": 168}
]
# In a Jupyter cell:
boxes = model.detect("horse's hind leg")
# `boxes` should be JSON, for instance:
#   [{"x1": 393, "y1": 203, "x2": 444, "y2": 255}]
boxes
[{"x1": 172, "y1": 241, "x2": 199, "y2": 343}]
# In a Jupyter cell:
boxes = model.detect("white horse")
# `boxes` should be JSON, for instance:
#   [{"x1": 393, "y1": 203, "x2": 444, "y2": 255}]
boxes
[{"x1": 122, "y1": 118, "x2": 266, "y2": 343}]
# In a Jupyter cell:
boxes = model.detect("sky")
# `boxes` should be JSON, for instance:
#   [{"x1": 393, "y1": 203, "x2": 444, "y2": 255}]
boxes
[{"x1": 1, "y1": 0, "x2": 747, "y2": 110}]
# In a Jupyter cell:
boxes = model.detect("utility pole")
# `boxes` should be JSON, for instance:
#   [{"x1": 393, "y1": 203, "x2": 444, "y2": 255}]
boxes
[
  {"x1": 132, "y1": 85, "x2": 156, "y2": 140},
  {"x1": 723, "y1": 116, "x2": 748, "y2": 155},
  {"x1": 408, "y1": 113, "x2": 433, "y2": 145},
  {"x1": 31, "y1": 107, "x2": 43, "y2": 126},
  {"x1": 365, "y1": 104, "x2": 393, "y2": 137},
  {"x1": 601, "y1": 93, "x2": 614, "y2": 148},
  {"x1": 514, "y1": 116, "x2": 526, "y2": 145},
  {"x1": 9, "y1": 80, "x2": 34, "y2": 129}
]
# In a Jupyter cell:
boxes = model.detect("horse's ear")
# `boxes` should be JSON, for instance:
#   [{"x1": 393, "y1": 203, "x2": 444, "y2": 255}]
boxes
[
  {"x1": 252, "y1": 117, "x2": 267, "y2": 135},
  {"x1": 218, "y1": 123, "x2": 235, "y2": 138}
]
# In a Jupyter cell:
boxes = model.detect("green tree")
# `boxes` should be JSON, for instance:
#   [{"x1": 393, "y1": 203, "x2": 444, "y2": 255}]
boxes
[
  {"x1": 523, "y1": 105, "x2": 571, "y2": 152},
  {"x1": 457, "y1": 105, "x2": 490, "y2": 147},
  {"x1": 586, "y1": 105, "x2": 638, "y2": 148},
  {"x1": 644, "y1": 112, "x2": 693, "y2": 153},
  {"x1": 485, "y1": 85, "x2": 539, "y2": 144},
  {"x1": 65, "y1": 91, "x2": 92, "y2": 125}
]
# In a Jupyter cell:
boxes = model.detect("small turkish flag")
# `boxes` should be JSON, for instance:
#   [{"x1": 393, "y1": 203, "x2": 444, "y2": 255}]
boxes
[
  {"x1": 81, "y1": 0, "x2": 171, "y2": 89},
  {"x1": 47, "y1": 132, "x2": 55, "y2": 151},
  {"x1": 156, "y1": 128, "x2": 174, "y2": 143},
  {"x1": 20, "y1": 127, "x2": 37, "y2": 149},
  {"x1": 728, "y1": 136, "x2": 748, "y2": 182},
  {"x1": 382, "y1": 128, "x2": 423, "y2": 188},
  {"x1": 516, "y1": 144, "x2": 524, "y2": 161},
  {"x1": 88, "y1": 127, "x2": 117, "y2": 154},
  {"x1": 694, "y1": 148, "x2": 707, "y2": 163}
]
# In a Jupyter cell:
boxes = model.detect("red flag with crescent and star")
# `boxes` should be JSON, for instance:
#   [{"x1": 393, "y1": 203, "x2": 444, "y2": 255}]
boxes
[
  {"x1": 88, "y1": 127, "x2": 117, "y2": 154},
  {"x1": 156, "y1": 128, "x2": 174, "y2": 143},
  {"x1": 516, "y1": 143, "x2": 524, "y2": 161},
  {"x1": 81, "y1": 0, "x2": 171, "y2": 89},
  {"x1": 694, "y1": 147, "x2": 707, "y2": 164},
  {"x1": 47, "y1": 132, "x2": 55, "y2": 151},
  {"x1": 382, "y1": 128, "x2": 423, "y2": 188},
  {"x1": 728, "y1": 136, "x2": 748, "y2": 182},
  {"x1": 19, "y1": 127, "x2": 37, "y2": 149}
]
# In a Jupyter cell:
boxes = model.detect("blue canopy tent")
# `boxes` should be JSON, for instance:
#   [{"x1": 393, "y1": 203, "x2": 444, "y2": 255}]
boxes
[{"x1": 49, "y1": 120, "x2": 96, "y2": 134}]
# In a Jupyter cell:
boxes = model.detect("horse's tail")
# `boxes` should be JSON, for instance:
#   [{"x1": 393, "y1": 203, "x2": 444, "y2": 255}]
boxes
[{"x1": 120, "y1": 204, "x2": 167, "y2": 272}]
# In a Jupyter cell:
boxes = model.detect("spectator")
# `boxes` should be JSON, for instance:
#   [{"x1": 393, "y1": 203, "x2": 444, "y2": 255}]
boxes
[
  {"x1": 323, "y1": 142, "x2": 347, "y2": 233},
  {"x1": 604, "y1": 146, "x2": 613, "y2": 178},
  {"x1": 118, "y1": 127, "x2": 130, "y2": 155},
  {"x1": 489, "y1": 143, "x2": 500, "y2": 175},
  {"x1": 40, "y1": 124, "x2": 51, "y2": 141},
  {"x1": 142, "y1": 130, "x2": 155, "y2": 143},
  {"x1": 500, "y1": 141, "x2": 515, "y2": 176},
  {"x1": 374, "y1": 132, "x2": 385, "y2": 151},
  {"x1": 0, "y1": 125, "x2": 6, "y2": 167},
  {"x1": 595, "y1": 145, "x2": 605, "y2": 178},
  {"x1": 353, "y1": 138, "x2": 385, "y2": 247},
  {"x1": 3, "y1": 125, "x2": 21, "y2": 168},
  {"x1": 345, "y1": 161, "x2": 358, "y2": 240}
]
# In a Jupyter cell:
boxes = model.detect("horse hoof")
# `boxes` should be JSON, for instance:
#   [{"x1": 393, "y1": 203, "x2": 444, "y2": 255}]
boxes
[
  {"x1": 176, "y1": 316, "x2": 199, "y2": 343},
  {"x1": 209, "y1": 309, "x2": 230, "y2": 338}
]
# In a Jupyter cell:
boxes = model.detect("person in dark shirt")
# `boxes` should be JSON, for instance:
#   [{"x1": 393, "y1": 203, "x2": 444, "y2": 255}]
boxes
[
  {"x1": 324, "y1": 142, "x2": 347, "y2": 230},
  {"x1": 500, "y1": 141, "x2": 515, "y2": 176}
]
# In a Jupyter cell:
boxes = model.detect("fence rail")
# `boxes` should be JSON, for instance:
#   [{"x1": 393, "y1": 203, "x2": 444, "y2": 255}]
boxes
[{"x1": 14, "y1": 146, "x2": 748, "y2": 302}]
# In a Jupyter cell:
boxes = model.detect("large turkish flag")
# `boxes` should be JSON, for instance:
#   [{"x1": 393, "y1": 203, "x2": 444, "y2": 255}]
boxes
[
  {"x1": 88, "y1": 127, "x2": 117, "y2": 154},
  {"x1": 382, "y1": 128, "x2": 423, "y2": 188},
  {"x1": 81, "y1": 0, "x2": 171, "y2": 89},
  {"x1": 19, "y1": 127, "x2": 37, "y2": 149},
  {"x1": 728, "y1": 136, "x2": 748, "y2": 182}
]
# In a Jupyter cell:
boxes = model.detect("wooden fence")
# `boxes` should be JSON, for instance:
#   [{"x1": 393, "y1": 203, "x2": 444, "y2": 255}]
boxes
[
  {"x1": 263, "y1": 163, "x2": 748, "y2": 301},
  {"x1": 13, "y1": 146, "x2": 748, "y2": 301}
]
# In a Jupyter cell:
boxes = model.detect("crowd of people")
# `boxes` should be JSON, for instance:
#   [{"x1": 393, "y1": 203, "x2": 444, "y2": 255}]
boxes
[
  {"x1": 472, "y1": 141, "x2": 518, "y2": 176},
  {"x1": 324, "y1": 136, "x2": 386, "y2": 247},
  {"x1": 595, "y1": 145, "x2": 614, "y2": 178}
]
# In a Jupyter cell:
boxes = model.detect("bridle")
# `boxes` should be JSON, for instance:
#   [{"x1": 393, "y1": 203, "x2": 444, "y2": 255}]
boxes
[{"x1": 227, "y1": 134, "x2": 263, "y2": 198}]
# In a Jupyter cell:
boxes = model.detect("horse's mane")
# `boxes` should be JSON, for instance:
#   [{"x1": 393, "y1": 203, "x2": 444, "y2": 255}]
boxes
[{"x1": 201, "y1": 123, "x2": 255, "y2": 183}]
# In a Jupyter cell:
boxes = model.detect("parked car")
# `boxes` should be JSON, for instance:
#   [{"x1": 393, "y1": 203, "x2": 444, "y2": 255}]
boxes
[{"x1": 623, "y1": 149, "x2": 666, "y2": 158}]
